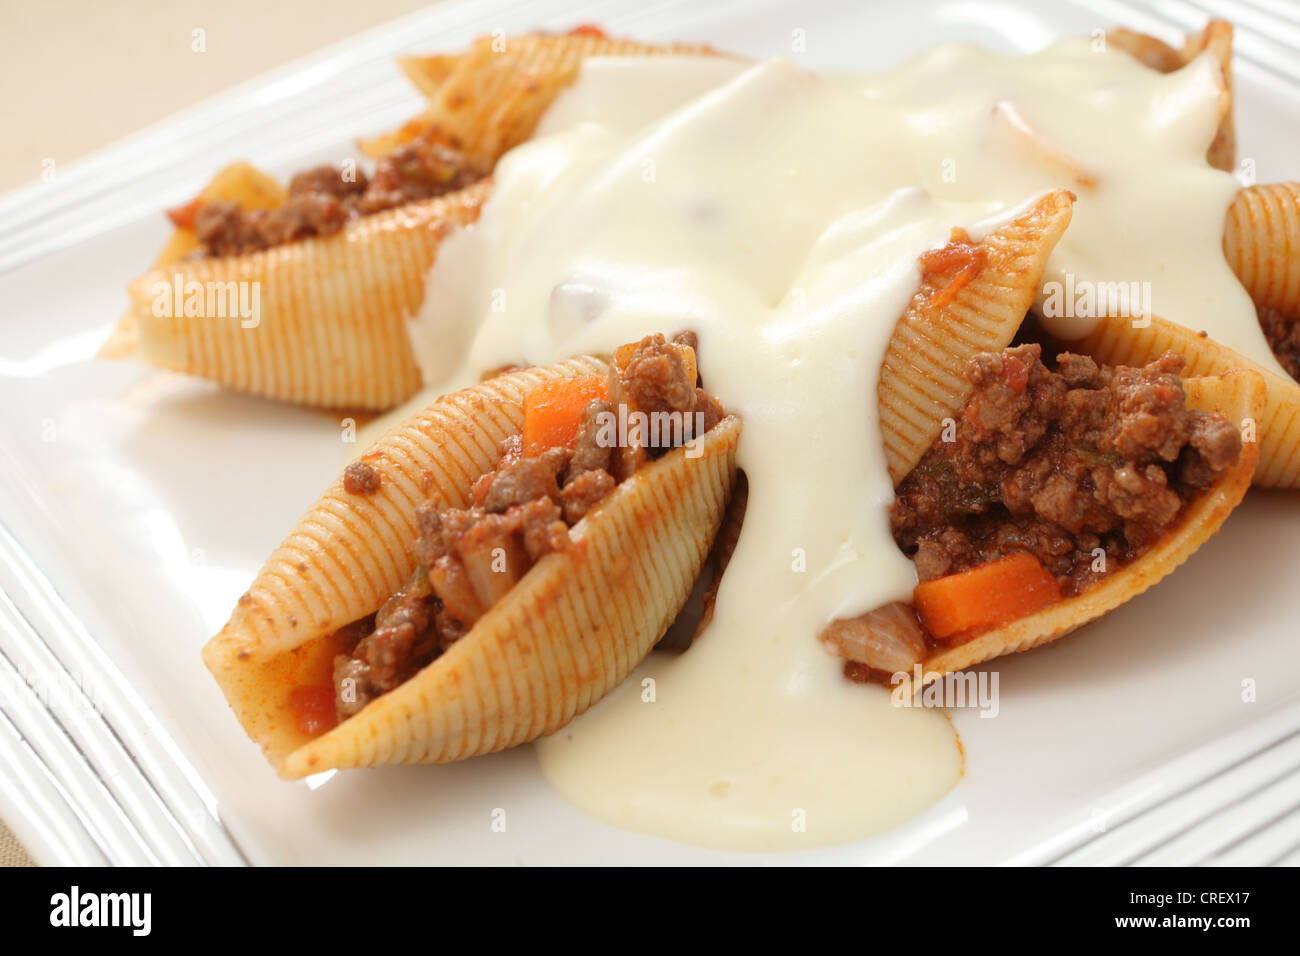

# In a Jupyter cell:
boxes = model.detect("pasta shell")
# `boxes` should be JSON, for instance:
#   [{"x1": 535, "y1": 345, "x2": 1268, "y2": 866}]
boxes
[
  {"x1": 113, "y1": 35, "x2": 719, "y2": 407},
  {"x1": 1064, "y1": 314, "x2": 1300, "y2": 488},
  {"x1": 203, "y1": 358, "x2": 740, "y2": 777},
  {"x1": 99, "y1": 162, "x2": 289, "y2": 361},
  {"x1": 1224, "y1": 182, "x2": 1300, "y2": 318},
  {"x1": 152, "y1": 162, "x2": 289, "y2": 267},
  {"x1": 358, "y1": 33, "x2": 719, "y2": 162},
  {"x1": 124, "y1": 180, "x2": 490, "y2": 410},
  {"x1": 897, "y1": 369, "x2": 1263, "y2": 696},
  {"x1": 1108, "y1": 20, "x2": 1234, "y2": 171},
  {"x1": 878, "y1": 189, "x2": 1075, "y2": 484},
  {"x1": 285, "y1": 416, "x2": 740, "y2": 777},
  {"x1": 203, "y1": 356, "x2": 605, "y2": 768},
  {"x1": 397, "y1": 53, "x2": 463, "y2": 99},
  {"x1": 1185, "y1": 20, "x2": 1236, "y2": 173},
  {"x1": 1105, "y1": 28, "x2": 1185, "y2": 73}
]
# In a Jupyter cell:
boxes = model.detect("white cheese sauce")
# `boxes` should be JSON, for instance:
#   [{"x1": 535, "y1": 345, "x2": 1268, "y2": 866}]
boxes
[
  {"x1": 389, "y1": 40, "x2": 1256, "y2": 850},
  {"x1": 851, "y1": 42, "x2": 1277, "y2": 373}
]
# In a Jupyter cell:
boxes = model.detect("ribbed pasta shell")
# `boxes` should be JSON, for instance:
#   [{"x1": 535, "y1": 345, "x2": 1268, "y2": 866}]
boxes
[
  {"x1": 1108, "y1": 19, "x2": 1234, "y2": 171},
  {"x1": 359, "y1": 33, "x2": 718, "y2": 162},
  {"x1": 1065, "y1": 313, "x2": 1300, "y2": 488},
  {"x1": 203, "y1": 358, "x2": 740, "y2": 777},
  {"x1": 99, "y1": 162, "x2": 290, "y2": 361},
  {"x1": 897, "y1": 370, "x2": 1263, "y2": 695},
  {"x1": 115, "y1": 35, "x2": 719, "y2": 407},
  {"x1": 1224, "y1": 182, "x2": 1300, "y2": 318},
  {"x1": 1186, "y1": 20, "x2": 1235, "y2": 173},
  {"x1": 152, "y1": 162, "x2": 289, "y2": 267},
  {"x1": 1106, "y1": 28, "x2": 1184, "y2": 73},
  {"x1": 878, "y1": 189, "x2": 1075, "y2": 484},
  {"x1": 397, "y1": 53, "x2": 463, "y2": 98},
  {"x1": 203, "y1": 356, "x2": 605, "y2": 769},
  {"x1": 284, "y1": 415, "x2": 740, "y2": 778},
  {"x1": 125, "y1": 180, "x2": 489, "y2": 410}
]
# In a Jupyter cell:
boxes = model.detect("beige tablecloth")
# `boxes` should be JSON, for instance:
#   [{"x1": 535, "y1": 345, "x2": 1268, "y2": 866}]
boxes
[
  {"x1": 0, "y1": 824, "x2": 34, "y2": 867},
  {"x1": 1, "y1": 0, "x2": 435, "y2": 193},
  {"x1": 0, "y1": 0, "x2": 439, "y2": 865}
]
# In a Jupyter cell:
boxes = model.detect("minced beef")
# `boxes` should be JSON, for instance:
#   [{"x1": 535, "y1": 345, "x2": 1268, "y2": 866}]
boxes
[
  {"x1": 1260, "y1": 306, "x2": 1300, "y2": 381},
  {"x1": 343, "y1": 461, "x2": 381, "y2": 495},
  {"x1": 618, "y1": 338, "x2": 698, "y2": 416},
  {"x1": 329, "y1": 444, "x2": 618, "y2": 720},
  {"x1": 890, "y1": 345, "x2": 1242, "y2": 596},
  {"x1": 567, "y1": 399, "x2": 614, "y2": 479},
  {"x1": 187, "y1": 135, "x2": 485, "y2": 257},
  {"x1": 355, "y1": 138, "x2": 480, "y2": 214},
  {"x1": 609, "y1": 334, "x2": 724, "y2": 457},
  {"x1": 480, "y1": 447, "x2": 568, "y2": 512},
  {"x1": 562, "y1": 468, "x2": 617, "y2": 523}
]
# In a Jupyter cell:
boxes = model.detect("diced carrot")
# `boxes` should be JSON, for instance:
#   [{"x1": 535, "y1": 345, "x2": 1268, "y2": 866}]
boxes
[
  {"x1": 568, "y1": 24, "x2": 607, "y2": 38},
  {"x1": 287, "y1": 684, "x2": 337, "y2": 736},
  {"x1": 165, "y1": 197, "x2": 202, "y2": 231},
  {"x1": 522, "y1": 376, "x2": 608, "y2": 457},
  {"x1": 914, "y1": 552, "x2": 1062, "y2": 641}
]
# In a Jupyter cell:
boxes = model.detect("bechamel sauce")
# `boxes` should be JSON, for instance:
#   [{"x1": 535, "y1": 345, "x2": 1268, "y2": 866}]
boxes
[
  {"x1": 379, "y1": 41, "x2": 1258, "y2": 850},
  {"x1": 849, "y1": 42, "x2": 1280, "y2": 374}
]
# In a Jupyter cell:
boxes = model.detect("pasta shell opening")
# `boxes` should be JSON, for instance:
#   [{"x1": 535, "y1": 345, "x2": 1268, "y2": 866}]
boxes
[
  {"x1": 126, "y1": 180, "x2": 490, "y2": 409},
  {"x1": 894, "y1": 369, "x2": 1263, "y2": 697},
  {"x1": 878, "y1": 188, "x2": 1075, "y2": 484}
]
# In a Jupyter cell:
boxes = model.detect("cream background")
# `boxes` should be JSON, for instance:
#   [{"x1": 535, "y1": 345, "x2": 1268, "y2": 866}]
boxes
[
  {"x1": 0, "y1": 0, "x2": 444, "y2": 864},
  {"x1": 0, "y1": 0, "x2": 437, "y2": 192}
]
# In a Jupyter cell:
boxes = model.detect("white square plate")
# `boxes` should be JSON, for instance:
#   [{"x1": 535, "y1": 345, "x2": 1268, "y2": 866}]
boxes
[{"x1": 2, "y1": 0, "x2": 1299, "y2": 865}]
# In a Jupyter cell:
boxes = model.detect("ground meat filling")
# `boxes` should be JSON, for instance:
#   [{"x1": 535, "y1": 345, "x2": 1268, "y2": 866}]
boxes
[
  {"x1": 1260, "y1": 306, "x2": 1300, "y2": 381},
  {"x1": 342, "y1": 461, "x2": 381, "y2": 495},
  {"x1": 890, "y1": 345, "x2": 1243, "y2": 597},
  {"x1": 184, "y1": 136, "x2": 486, "y2": 257},
  {"x1": 610, "y1": 332, "x2": 724, "y2": 462},
  {"x1": 328, "y1": 334, "x2": 726, "y2": 720}
]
